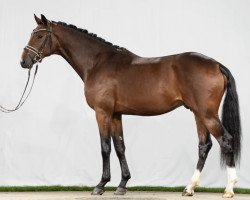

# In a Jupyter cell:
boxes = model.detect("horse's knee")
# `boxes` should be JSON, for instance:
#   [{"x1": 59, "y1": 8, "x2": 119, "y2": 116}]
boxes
[
  {"x1": 101, "y1": 150, "x2": 111, "y2": 159},
  {"x1": 101, "y1": 138, "x2": 111, "y2": 157},
  {"x1": 101, "y1": 148, "x2": 111, "y2": 158}
]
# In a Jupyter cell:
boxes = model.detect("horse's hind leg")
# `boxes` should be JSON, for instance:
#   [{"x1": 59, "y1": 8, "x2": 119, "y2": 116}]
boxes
[
  {"x1": 202, "y1": 115, "x2": 237, "y2": 198},
  {"x1": 183, "y1": 116, "x2": 212, "y2": 196},
  {"x1": 111, "y1": 114, "x2": 131, "y2": 195}
]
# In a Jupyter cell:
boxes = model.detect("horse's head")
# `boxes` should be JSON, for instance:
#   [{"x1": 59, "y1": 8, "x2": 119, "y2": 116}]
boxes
[{"x1": 20, "y1": 14, "x2": 57, "y2": 69}]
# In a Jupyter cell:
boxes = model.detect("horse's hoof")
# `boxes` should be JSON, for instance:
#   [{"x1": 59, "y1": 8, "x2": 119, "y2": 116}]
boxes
[
  {"x1": 223, "y1": 191, "x2": 234, "y2": 198},
  {"x1": 91, "y1": 187, "x2": 105, "y2": 195},
  {"x1": 182, "y1": 188, "x2": 194, "y2": 196},
  {"x1": 114, "y1": 187, "x2": 127, "y2": 195}
]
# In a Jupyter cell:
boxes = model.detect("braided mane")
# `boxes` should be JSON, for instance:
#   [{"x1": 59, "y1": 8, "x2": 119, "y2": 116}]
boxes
[{"x1": 56, "y1": 21, "x2": 123, "y2": 50}]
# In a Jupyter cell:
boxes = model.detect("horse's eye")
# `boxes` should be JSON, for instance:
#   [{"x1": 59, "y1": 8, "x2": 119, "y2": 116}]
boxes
[{"x1": 37, "y1": 35, "x2": 43, "y2": 39}]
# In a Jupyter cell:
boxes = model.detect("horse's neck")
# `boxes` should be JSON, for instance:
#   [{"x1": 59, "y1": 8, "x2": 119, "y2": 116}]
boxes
[{"x1": 55, "y1": 26, "x2": 112, "y2": 82}]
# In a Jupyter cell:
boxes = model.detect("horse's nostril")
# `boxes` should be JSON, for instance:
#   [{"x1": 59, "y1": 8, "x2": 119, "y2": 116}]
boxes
[{"x1": 20, "y1": 60, "x2": 26, "y2": 68}]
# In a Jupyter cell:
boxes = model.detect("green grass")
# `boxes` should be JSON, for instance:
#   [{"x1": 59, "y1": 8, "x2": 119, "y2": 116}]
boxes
[{"x1": 0, "y1": 186, "x2": 249, "y2": 194}]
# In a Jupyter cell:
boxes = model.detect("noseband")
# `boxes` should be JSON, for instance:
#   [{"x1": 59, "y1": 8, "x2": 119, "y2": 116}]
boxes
[{"x1": 24, "y1": 24, "x2": 52, "y2": 63}]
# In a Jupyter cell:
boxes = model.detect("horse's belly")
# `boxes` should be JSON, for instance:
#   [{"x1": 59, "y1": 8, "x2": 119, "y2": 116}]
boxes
[{"x1": 114, "y1": 93, "x2": 182, "y2": 116}]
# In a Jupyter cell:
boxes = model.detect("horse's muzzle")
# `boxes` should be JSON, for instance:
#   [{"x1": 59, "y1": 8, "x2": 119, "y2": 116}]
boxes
[{"x1": 20, "y1": 56, "x2": 34, "y2": 69}]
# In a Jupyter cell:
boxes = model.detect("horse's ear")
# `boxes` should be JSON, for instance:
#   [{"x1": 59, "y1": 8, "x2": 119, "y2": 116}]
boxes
[
  {"x1": 41, "y1": 14, "x2": 48, "y2": 26},
  {"x1": 34, "y1": 14, "x2": 42, "y2": 25}
]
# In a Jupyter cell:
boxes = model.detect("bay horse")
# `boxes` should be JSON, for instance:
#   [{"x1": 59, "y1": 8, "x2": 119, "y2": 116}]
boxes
[{"x1": 20, "y1": 15, "x2": 241, "y2": 198}]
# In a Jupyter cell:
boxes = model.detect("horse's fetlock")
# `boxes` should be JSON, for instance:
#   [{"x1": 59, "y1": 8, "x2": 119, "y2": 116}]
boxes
[
  {"x1": 101, "y1": 176, "x2": 111, "y2": 183},
  {"x1": 122, "y1": 172, "x2": 131, "y2": 180}
]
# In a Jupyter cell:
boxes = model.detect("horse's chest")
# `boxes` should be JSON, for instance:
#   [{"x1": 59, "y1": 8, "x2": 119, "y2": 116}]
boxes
[{"x1": 84, "y1": 81, "x2": 115, "y2": 109}]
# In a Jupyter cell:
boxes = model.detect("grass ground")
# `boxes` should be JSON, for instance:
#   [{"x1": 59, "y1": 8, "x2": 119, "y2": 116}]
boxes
[{"x1": 0, "y1": 186, "x2": 249, "y2": 194}]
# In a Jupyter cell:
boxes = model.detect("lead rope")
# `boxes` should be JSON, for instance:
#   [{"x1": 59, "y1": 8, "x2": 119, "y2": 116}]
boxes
[{"x1": 0, "y1": 63, "x2": 38, "y2": 113}]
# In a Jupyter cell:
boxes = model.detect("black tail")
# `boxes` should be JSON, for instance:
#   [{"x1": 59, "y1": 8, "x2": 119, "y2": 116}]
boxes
[{"x1": 220, "y1": 64, "x2": 242, "y2": 166}]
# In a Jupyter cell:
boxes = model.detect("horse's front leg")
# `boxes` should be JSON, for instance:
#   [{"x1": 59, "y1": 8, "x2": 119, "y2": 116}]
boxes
[
  {"x1": 111, "y1": 114, "x2": 131, "y2": 195},
  {"x1": 92, "y1": 109, "x2": 112, "y2": 195}
]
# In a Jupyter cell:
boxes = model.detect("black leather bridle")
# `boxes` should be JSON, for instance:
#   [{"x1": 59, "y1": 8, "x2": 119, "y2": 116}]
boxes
[
  {"x1": 0, "y1": 23, "x2": 53, "y2": 113},
  {"x1": 24, "y1": 23, "x2": 52, "y2": 63}
]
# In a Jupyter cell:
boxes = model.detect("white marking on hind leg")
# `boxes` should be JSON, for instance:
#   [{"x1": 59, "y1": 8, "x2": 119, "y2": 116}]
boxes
[
  {"x1": 184, "y1": 169, "x2": 201, "y2": 195},
  {"x1": 223, "y1": 167, "x2": 237, "y2": 198}
]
